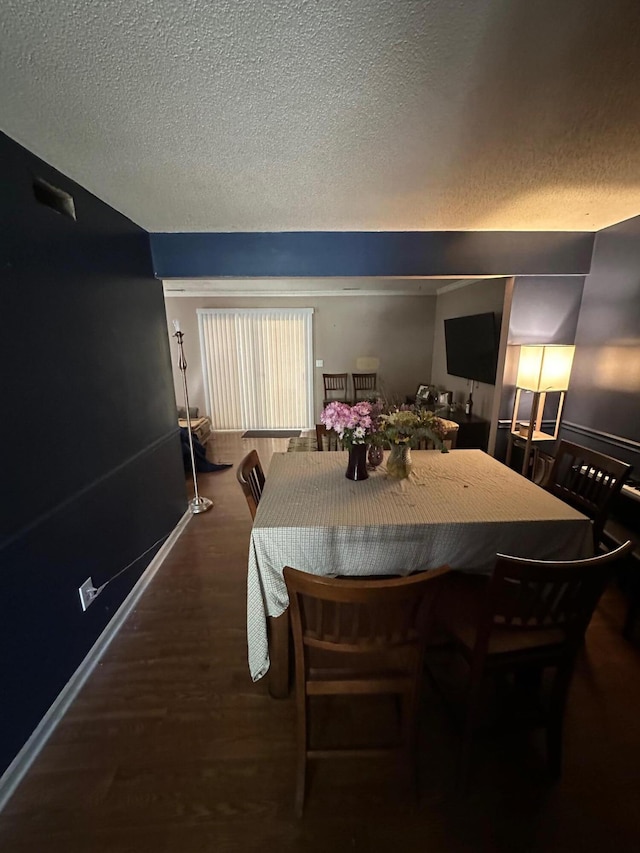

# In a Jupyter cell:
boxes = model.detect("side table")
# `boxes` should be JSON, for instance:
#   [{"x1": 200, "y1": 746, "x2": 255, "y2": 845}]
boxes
[
  {"x1": 505, "y1": 429, "x2": 556, "y2": 478},
  {"x1": 407, "y1": 399, "x2": 490, "y2": 451},
  {"x1": 444, "y1": 411, "x2": 490, "y2": 451}
]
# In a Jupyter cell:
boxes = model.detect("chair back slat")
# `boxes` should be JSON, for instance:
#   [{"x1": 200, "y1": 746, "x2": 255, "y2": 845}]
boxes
[
  {"x1": 485, "y1": 542, "x2": 633, "y2": 644},
  {"x1": 444, "y1": 428, "x2": 458, "y2": 450},
  {"x1": 350, "y1": 602, "x2": 362, "y2": 642},
  {"x1": 324, "y1": 374, "x2": 348, "y2": 392},
  {"x1": 546, "y1": 441, "x2": 632, "y2": 545},
  {"x1": 413, "y1": 427, "x2": 458, "y2": 451},
  {"x1": 498, "y1": 577, "x2": 581, "y2": 629},
  {"x1": 316, "y1": 424, "x2": 344, "y2": 451},
  {"x1": 352, "y1": 373, "x2": 377, "y2": 392},
  {"x1": 236, "y1": 449, "x2": 265, "y2": 520},
  {"x1": 322, "y1": 373, "x2": 348, "y2": 398},
  {"x1": 331, "y1": 598, "x2": 341, "y2": 643},
  {"x1": 546, "y1": 581, "x2": 574, "y2": 624},
  {"x1": 300, "y1": 596, "x2": 421, "y2": 650},
  {"x1": 415, "y1": 438, "x2": 441, "y2": 450},
  {"x1": 322, "y1": 374, "x2": 351, "y2": 406},
  {"x1": 352, "y1": 373, "x2": 378, "y2": 402},
  {"x1": 284, "y1": 566, "x2": 450, "y2": 656}
]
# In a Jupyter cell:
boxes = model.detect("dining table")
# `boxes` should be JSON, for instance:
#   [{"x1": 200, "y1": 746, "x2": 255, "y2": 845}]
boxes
[{"x1": 246, "y1": 449, "x2": 593, "y2": 696}]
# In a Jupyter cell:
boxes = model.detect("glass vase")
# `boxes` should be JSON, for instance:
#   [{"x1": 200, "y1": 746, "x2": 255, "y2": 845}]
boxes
[
  {"x1": 386, "y1": 444, "x2": 412, "y2": 479},
  {"x1": 345, "y1": 444, "x2": 369, "y2": 481}
]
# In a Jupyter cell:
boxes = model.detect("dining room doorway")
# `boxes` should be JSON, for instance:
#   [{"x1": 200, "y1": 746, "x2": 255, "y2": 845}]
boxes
[{"x1": 197, "y1": 307, "x2": 314, "y2": 430}]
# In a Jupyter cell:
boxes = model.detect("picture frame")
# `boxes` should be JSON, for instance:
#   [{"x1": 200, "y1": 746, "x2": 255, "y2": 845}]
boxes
[{"x1": 415, "y1": 384, "x2": 430, "y2": 400}]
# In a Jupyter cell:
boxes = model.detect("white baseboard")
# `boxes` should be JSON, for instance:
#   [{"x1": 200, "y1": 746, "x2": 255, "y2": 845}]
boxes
[{"x1": 0, "y1": 509, "x2": 192, "y2": 813}]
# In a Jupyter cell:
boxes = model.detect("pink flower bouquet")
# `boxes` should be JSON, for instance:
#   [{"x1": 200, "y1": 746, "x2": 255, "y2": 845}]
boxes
[{"x1": 320, "y1": 401, "x2": 374, "y2": 448}]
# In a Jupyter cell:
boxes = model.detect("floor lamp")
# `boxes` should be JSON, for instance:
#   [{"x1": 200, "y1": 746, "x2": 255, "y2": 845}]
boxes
[
  {"x1": 173, "y1": 320, "x2": 213, "y2": 514},
  {"x1": 507, "y1": 345, "x2": 575, "y2": 477}
]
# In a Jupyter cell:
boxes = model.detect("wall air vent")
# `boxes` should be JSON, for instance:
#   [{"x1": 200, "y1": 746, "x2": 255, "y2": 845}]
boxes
[{"x1": 33, "y1": 177, "x2": 76, "y2": 221}]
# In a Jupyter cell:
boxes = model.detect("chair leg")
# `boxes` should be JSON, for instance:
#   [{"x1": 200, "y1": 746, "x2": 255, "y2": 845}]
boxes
[
  {"x1": 546, "y1": 724, "x2": 562, "y2": 781},
  {"x1": 268, "y1": 611, "x2": 291, "y2": 699},
  {"x1": 515, "y1": 665, "x2": 543, "y2": 694},
  {"x1": 546, "y1": 665, "x2": 573, "y2": 780},
  {"x1": 457, "y1": 664, "x2": 484, "y2": 793},
  {"x1": 623, "y1": 595, "x2": 638, "y2": 642},
  {"x1": 401, "y1": 687, "x2": 420, "y2": 806},
  {"x1": 294, "y1": 692, "x2": 308, "y2": 817}
]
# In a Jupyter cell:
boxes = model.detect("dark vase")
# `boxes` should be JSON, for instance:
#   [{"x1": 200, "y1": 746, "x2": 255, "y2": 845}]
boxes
[
  {"x1": 346, "y1": 444, "x2": 369, "y2": 481},
  {"x1": 367, "y1": 444, "x2": 384, "y2": 469}
]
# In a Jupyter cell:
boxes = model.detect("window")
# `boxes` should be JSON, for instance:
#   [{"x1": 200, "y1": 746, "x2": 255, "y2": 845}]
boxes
[{"x1": 198, "y1": 308, "x2": 314, "y2": 430}]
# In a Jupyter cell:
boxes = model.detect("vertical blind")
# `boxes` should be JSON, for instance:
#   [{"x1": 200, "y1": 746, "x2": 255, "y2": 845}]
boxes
[{"x1": 197, "y1": 308, "x2": 314, "y2": 430}]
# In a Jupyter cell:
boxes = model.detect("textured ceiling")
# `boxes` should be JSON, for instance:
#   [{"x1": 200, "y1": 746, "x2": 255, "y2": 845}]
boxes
[{"x1": 2, "y1": 0, "x2": 640, "y2": 232}]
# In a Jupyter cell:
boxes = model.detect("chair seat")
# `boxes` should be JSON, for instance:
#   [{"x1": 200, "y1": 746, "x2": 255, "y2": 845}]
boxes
[
  {"x1": 439, "y1": 573, "x2": 565, "y2": 657},
  {"x1": 462, "y1": 625, "x2": 565, "y2": 657},
  {"x1": 306, "y1": 642, "x2": 417, "y2": 673},
  {"x1": 307, "y1": 670, "x2": 414, "y2": 695}
]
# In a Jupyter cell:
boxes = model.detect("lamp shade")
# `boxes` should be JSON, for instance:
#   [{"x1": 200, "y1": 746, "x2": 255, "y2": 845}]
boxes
[{"x1": 516, "y1": 345, "x2": 575, "y2": 392}]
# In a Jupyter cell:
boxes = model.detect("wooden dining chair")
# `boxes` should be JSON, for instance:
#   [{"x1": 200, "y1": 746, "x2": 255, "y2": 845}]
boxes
[
  {"x1": 283, "y1": 564, "x2": 451, "y2": 816},
  {"x1": 236, "y1": 449, "x2": 265, "y2": 520},
  {"x1": 322, "y1": 373, "x2": 350, "y2": 406},
  {"x1": 315, "y1": 423, "x2": 344, "y2": 451},
  {"x1": 352, "y1": 372, "x2": 378, "y2": 402},
  {"x1": 442, "y1": 424, "x2": 459, "y2": 450},
  {"x1": 542, "y1": 440, "x2": 632, "y2": 548},
  {"x1": 432, "y1": 540, "x2": 633, "y2": 789},
  {"x1": 415, "y1": 426, "x2": 458, "y2": 451}
]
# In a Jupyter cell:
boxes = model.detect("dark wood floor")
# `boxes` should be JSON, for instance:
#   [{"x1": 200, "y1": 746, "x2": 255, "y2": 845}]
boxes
[{"x1": 2, "y1": 433, "x2": 640, "y2": 852}]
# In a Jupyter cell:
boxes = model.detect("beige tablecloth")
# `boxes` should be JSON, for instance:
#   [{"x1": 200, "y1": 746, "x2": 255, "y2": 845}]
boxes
[{"x1": 247, "y1": 449, "x2": 592, "y2": 681}]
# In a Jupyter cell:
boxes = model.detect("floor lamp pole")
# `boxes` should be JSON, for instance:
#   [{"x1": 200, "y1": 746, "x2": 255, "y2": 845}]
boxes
[{"x1": 173, "y1": 322, "x2": 213, "y2": 514}]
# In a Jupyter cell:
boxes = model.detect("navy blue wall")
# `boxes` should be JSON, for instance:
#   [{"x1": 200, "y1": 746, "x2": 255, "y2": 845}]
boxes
[
  {"x1": 150, "y1": 230, "x2": 594, "y2": 278},
  {"x1": 0, "y1": 133, "x2": 187, "y2": 776},
  {"x1": 495, "y1": 276, "x2": 586, "y2": 461},
  {"x1": 561, "y1": 215, "x2": 640, "y2": 471}
]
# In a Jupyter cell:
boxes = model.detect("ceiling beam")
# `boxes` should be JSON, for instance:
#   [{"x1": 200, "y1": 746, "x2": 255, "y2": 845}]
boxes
[{"x1": 151, "y1": 231, "x2": 595, "y2": 279}]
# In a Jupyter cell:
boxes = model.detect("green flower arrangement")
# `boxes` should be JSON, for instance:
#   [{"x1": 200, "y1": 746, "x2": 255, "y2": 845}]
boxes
[{"x1": 376, "y1": 406, "x2": 449, "y2": 452}]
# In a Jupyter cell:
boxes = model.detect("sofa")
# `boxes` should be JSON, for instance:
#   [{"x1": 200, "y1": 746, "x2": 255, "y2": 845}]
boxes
[{"x1": 177, "y1": 406, "x2": 212, "y2": 445}]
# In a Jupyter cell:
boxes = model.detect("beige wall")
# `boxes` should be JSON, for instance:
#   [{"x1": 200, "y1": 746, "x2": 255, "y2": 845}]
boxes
[
  {"x1": 430, "y1": 279, "x2": 508, "y2": 422},
  {"x1": 165, "y1": 293, "x2": 437, "y2": 424}
]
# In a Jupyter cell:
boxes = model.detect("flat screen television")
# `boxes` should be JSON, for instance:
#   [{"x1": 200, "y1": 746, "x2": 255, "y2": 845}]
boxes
[{"x1": 444, "y1": 312, "x2": 499, "y2": 385}]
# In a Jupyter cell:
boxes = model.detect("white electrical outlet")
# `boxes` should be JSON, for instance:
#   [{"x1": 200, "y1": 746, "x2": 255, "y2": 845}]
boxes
[{"x1": 78, "y1": 577, "x2": 99, "y2": 612}]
